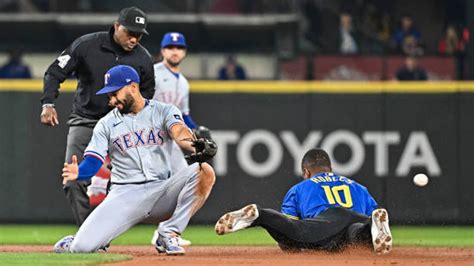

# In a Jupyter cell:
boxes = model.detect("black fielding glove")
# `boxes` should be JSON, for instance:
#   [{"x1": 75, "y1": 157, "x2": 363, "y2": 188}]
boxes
[
  {"x1": 185, "y1": 138, "x2": 218, "y2": 163},
  {"x1": 192, "y1": 125, "x2": 212, "y2": 140}
]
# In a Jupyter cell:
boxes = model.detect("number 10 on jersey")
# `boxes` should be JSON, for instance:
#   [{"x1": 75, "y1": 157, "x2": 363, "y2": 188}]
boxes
[{"x1": 322, "y1": 185, "x2": 353, "y2": 208}]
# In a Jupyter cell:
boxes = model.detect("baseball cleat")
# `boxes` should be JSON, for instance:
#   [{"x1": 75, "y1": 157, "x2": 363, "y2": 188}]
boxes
[
  {"x1": 155, "y1": 234, "x2": 185, "y2": 255},
  {"x1": 53, "y1": 235, "x2": 74, "y2": 253},
  {"x1": 151, "y1": 229, "x2": 191, "y2": 247},
  {"x1": 215, "y1": 204, "x2": 259, "y2": 235},
  {"x1": 98, "y1": 243, "x2": 110, "y2": 253},
  {"x1": 177, "y1": 237, "x2": 192, "y2": 246},
  {"x1": 371, "y1": 208, "x2": 392, "y2": 255}
]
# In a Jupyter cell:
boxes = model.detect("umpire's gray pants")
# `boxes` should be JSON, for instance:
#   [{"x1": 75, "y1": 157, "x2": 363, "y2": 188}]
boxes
[
  {"x1": 70, "y1": 163, "x2": 201, "y2": 253},
  {"x1": 64, "y1": 126, "x2": 94, "y2": 226}
]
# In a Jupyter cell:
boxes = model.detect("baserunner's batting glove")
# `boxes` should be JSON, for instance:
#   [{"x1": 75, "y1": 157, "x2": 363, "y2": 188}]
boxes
[
  {"x1": 186, "y1": 138, "x2": 218, "y2": 163},
  {"x1": 192, "y1": 125, "x2": 212, "y2": 140}
]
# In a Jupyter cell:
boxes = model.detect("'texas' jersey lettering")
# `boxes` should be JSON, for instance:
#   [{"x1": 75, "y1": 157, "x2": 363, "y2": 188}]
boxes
[
  {"x1": 112, "y1": 128, "x2": 166, "y2": 153},
  {"x1": 85, "y1": 100, "x2": 184, "y2": 183}
]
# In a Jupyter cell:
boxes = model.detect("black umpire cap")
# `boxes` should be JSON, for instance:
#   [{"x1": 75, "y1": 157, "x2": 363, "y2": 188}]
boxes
[{"x1": 118, "y1": 6, "x2": 149, "y2": 35}]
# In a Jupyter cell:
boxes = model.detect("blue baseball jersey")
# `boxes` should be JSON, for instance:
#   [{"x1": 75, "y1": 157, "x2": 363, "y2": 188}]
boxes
[{"x1": 281, "y1": 172, "x2": 378, "y2": 220}]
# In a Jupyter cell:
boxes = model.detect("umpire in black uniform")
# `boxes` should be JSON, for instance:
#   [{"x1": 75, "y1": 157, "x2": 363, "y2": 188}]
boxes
[{"x1": 40, "y1": 7, "x2": 155, "y2": 226}]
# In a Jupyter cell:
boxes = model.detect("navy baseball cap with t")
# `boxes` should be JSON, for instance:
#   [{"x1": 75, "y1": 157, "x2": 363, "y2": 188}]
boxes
[
  {"x1": 118, "y1": 6, "x2": 149, "y2": 35},
  {"x1": 96, "y1": 65, "x2": 140, "y2": 95},
  {"x1": 161, "y1": 32, "x2": 187, "y2": 48}
]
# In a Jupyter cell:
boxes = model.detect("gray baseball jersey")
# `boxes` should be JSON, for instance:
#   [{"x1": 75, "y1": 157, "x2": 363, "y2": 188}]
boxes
[
  {"x1": 68, "y1": 100, "x2": 205, "y2": 252},
  {"x1": 153, "y1": 62, "x2": 190, "y2": 175},
  {"x1": 153, "y1": 62, "x2": 190, "y2": 115},
  {"x1": 83, "y1": 100, "x2": 183, "y2": 184}
]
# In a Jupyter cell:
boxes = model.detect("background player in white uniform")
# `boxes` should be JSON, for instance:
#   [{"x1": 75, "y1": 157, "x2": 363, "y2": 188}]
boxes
[
  {"x1": 153, "y1": 32, "x2": 194, "y2": 177},
  {"x1": 151, "y1": 32, "x2": 211, "y2": 246},
  {"x1": 53, "y1": 65, "x2": 217, "y2": 255}
]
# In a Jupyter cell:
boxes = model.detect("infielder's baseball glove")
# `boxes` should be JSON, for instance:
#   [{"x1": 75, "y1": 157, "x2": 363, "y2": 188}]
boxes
[
  {"x1": 193, "y1": 125, "x2": 212, "y2": 140},
  {"x1": 186, "y1": 138, "x2": 218, "y2": 163}
]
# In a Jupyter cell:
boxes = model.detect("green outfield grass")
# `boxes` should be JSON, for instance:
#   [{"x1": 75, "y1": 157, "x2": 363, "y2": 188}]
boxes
[
  {"x1": 1, "y1": 224, "x2": 474, "y2": 247},
  {"x1": 0, "y1": 253, "x2": 132, "y2": 265},
  {"x1": 1, "y1": 225, "x2": 473, "y2": 265}
]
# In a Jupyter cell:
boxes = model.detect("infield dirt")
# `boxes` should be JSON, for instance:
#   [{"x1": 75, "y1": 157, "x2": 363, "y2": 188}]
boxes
[{"x1": 1, "y1": 245, "x2": 473, "y2": 265}]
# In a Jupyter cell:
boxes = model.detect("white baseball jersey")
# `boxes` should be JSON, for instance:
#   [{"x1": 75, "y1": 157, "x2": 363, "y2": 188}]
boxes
[
  {"x1": 84, "y1": 100, "x2": 184, "y2": 184},
  {"x1": 153, "y1": 62, "x2": 190, "y2": 115}
]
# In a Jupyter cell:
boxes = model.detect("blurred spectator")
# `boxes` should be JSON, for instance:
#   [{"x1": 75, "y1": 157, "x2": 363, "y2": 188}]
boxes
[
  {"x1": 377, "y1": 14, "x2": 392, "y2": 44},
  {"x1": 299, "y1": 0, "x2": 322, "y2": 49},
  {"x1": 392, "y1": 15, "x2": 422, "y2": 55},
  {"x1": 338, "y1": 13, "x2": 359, "y2": 54},
  {"x1": 396, "y1": 56, "x2": 427, "y2": 81},
  {"x1": 0, "y1": 50, "x2": 32, "y2": 79},
  {"x1": 401, "y1": 35, "x2": 424, "y2": 56},
  {"x1": 218, "y1": 55, "x2": 247, "y2": 80},
  {"x1": 438, "y1": 25, "x2": 466, "y2": 55},
  {"x1": 358, "y1": 3, "x2": 382, "y2": 53},
  {"x1": 438, "y1": 25, "x2": 469, "y2": 79}
]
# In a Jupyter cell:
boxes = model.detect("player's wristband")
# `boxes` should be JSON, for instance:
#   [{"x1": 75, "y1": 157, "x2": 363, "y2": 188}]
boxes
[
  {"x1": 77, "y1": 155, "x2": 103, "y2": 181},
  {"x1": 183, "y1": 114, "x2": 197, "y2": 129}
]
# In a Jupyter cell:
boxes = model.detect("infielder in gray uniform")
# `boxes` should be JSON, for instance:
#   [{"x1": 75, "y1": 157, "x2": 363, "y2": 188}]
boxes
[
  {"x1": 53, "y1": 65, "x2": 217, "y2": 255},
  {"x1": 151, "y1": 32, "x2": 211, "y2": 247},
  {"x1": 153, "y1": 32, "x2": 195, "y2": 179}
]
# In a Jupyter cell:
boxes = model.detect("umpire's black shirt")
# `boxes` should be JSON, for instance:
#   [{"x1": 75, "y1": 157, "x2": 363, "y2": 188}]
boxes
[{"x1": 41, "y1": 27, "x2": 155, "y2": 124}]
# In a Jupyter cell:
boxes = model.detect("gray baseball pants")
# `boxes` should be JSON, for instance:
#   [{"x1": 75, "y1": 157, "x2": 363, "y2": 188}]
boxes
[
  {"x1": 70, "y1": 163, "x2": 201, "y2": 252},
  {"x1": 64, "y1": 125, "x2": 94, "y2": 226}
]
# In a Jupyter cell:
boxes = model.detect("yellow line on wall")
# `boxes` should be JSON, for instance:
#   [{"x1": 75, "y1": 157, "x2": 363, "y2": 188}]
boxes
[
  {"x1": 2, "y1": 79, "x2": 474, "y2": 93},
  {"x1": 0, "y1": 80, "x2": 77, "y2": 92}
]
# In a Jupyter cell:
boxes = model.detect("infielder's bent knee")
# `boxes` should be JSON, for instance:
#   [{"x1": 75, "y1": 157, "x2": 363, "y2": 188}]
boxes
[
  {"x1": 199, "y1": 163, "x2": 216, "y2": 184},
  {"x1": 197, "y1": 163, "x2": 216, "y2": 194},
  {"x1": 70, "y1": 239, "x2": 100, "y2": 253}
]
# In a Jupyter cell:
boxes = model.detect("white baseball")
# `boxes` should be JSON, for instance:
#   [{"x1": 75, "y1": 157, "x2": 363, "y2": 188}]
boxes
[{"x1": 413, "y1": 173, "x2": 429, "y2": 187}]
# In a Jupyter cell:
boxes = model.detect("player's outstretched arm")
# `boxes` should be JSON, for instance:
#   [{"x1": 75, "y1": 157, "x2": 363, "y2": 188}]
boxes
[
  {"x1": 62, "y1": 155, "x2": 103, "y2": 185},
  {"x1": 169, "y1": 123, "x2": 195, "y2": 152},
  {"x1": 170, "y1": 123, "x2": 218, "y2": 163}
]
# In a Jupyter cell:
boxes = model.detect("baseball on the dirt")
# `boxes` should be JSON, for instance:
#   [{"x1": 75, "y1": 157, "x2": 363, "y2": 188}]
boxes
[{"x1": 413, "y1": 173, "x2": 429, "y2": 187}]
